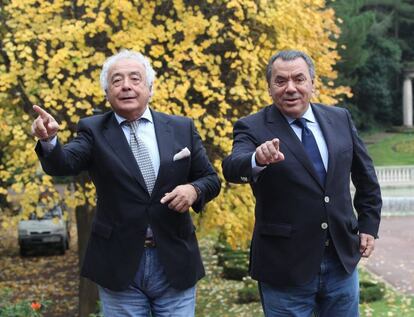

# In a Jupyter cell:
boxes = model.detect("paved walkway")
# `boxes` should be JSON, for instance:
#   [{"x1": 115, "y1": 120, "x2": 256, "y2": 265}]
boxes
[{"x1": 363, "y1": 215, "x2": 414, "y2": 295}]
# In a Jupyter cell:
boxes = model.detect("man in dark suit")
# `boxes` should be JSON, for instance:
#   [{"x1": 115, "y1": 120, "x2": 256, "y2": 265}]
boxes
[
  {"x1": 222, "y1": 50, "x2": 381, "y2": 316},
  {"x1": 31, "y1": 50, "x2": 220, "y2": 316}
]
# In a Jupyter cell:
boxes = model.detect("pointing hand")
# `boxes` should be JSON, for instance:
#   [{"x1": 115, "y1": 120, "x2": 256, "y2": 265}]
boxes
[{"x1": 31, "y1": 105, "x2": 59, "y2": 140}]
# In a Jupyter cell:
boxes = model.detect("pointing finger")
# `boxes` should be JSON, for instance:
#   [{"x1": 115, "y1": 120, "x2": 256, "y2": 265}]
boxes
[
  {"x1": 33, "y1": 105, "x2": 50, "y2": 119},
  {"x1": 272, "y1": 138, "x2": 280, "y2": 149}
]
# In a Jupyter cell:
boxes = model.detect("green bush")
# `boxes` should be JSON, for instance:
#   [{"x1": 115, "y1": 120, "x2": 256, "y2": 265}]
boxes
[
  {"x1": 237, "y1": 286, "x2": 260, "y2": 303},
  {"x1": 215, "y1": 239, "x2": 250, "y2": 280},
  {"x1": 360, "y1": 280, "x2": 386, "y2": 303},
  {"x1": 222, "y1": 261, "x2": 249, "y2": 280},
  {"x1": 237, "y1": 277, "x2": 261, "y2": 303}
]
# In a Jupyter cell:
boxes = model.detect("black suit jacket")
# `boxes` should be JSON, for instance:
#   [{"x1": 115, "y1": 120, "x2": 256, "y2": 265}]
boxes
[
  {"x1": 222, "y1": 103, "x2": 381, "y2": 287},
  {"x1": 36, "y1": 109, "x2": 220, "y2": 291}
]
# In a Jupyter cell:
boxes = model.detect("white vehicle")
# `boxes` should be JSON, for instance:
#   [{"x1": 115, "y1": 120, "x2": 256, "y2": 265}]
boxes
[{"x1": 18, "y1": 205, "x2": 70, "y2": 256}]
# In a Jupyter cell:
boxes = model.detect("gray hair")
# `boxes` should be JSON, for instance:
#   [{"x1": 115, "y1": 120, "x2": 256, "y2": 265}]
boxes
[
  {"x1": 99, "y1": 50, "x2": 156, "y2": 93},
  {"x1": 266, "y1": 50, "x2": 315, "y2": 85}
]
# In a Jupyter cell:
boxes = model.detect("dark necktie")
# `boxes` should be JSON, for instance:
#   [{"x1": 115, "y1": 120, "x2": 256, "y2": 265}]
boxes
[{"x1": 293, "y1": 118, "x2": 326, "y2": 185}]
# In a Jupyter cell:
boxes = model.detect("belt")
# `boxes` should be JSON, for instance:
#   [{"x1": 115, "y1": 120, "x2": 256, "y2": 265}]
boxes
[{"x1": 144, "y1": 237, "x2": 156, "y2": 248}]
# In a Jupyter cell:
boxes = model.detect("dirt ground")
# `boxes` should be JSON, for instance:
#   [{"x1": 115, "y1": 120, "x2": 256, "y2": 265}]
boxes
[{"x1": 0, "y1": 224, "x2": 79, "y2": 317}]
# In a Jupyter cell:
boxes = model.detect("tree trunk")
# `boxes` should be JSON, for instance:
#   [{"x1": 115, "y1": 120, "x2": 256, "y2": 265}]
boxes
[{"x1": 76, "y1": 201, "x2": 98, "y2": 317}]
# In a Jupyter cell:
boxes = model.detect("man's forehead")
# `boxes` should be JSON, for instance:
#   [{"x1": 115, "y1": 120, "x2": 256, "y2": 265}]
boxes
[
  {"x1": 109, "y1": 58, "x2": 145, "y2": 75},
  {"x1": 272, "y1": 58, "x2": 309, "y2": 75}
]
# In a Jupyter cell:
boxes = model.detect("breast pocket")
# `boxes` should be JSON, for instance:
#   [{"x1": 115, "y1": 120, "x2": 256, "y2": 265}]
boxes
[{"x1": 171, "y1": 155, "x2": 191, "y2": 179}]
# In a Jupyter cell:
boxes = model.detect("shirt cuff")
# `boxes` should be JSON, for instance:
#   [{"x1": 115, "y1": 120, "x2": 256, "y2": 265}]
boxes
[
  {"x1": 251, "y1": 152, "x2": 267, "y2": 176},
  {"x1": 39, "y1": 136, "x2": 57, "y2": 153}
]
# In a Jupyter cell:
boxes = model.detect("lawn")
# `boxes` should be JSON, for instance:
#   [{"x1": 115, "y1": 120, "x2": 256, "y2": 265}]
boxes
[{"x1": 363, "y1": 132, "x2": 414, "y2": 166}]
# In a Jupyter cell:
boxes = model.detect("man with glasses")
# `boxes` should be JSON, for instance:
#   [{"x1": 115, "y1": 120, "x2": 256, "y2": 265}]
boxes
[{"x1": 222, "y1": 50, "x2": 382, "y2": 316}]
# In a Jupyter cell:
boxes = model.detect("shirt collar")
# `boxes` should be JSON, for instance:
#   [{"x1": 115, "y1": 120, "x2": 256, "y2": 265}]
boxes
[
  {"x1": 114, "y1": 106, "x2": 153, "y2": 125},
  {"x1": 283, "y1": 104, "x2": 316, "y2": 125}
]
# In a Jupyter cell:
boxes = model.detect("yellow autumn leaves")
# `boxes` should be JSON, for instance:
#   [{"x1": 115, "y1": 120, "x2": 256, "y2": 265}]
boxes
[{"x1": 1, "y1": 0, "x2": 349, "y2": 247}]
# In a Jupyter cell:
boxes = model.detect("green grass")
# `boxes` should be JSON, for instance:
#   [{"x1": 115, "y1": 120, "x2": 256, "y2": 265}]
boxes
[
  {"x1": 364, "y1": 132, "x2": 414, "y2": 166},
  {"x1": 197, "y1": 277, "x2": 263, "y2": 317},
  {"x1": 359, "y1": 270, "x2": 414, "y2": 317},
  {"x1": 197, "y1": 237, "x2": 414, "y2": 316}
]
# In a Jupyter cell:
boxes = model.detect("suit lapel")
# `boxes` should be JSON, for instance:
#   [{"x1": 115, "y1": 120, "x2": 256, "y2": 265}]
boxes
[
  {"x1": 151, "y1": 109, "x2": 173, "y2": 197},
  {"x1": 102, "y1": 112, "x2": 148, "y2": 193},
  {"x1": 265, "y1": 106, "x2": 324, "y2": 189},
  {"x1": 311, "y1": 103, "x2": 336, "y2": 188}
]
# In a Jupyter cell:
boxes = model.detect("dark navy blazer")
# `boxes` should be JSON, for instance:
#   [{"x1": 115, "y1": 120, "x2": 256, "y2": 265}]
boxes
[
  {"x1": 36, "y1": 109, "x2": 221, "y2": 291},
  {"x1": 222, "y1": 103, "x2": 381, "y2": 287}
]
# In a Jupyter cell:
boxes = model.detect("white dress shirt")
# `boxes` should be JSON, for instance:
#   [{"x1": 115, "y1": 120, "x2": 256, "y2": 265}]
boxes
[{"x1": 115, "y1": 107, "x2": 160, "y2": 178}]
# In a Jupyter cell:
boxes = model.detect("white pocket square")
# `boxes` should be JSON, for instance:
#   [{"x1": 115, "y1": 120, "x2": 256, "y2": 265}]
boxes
[{"x1": 173, "y1": 147, "x2": 191, "y2": 161}]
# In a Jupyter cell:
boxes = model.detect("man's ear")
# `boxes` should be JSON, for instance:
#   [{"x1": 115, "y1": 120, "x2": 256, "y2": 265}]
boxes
[{"x1": 268, "y1": 87, "x2": 271, "y2": 97}]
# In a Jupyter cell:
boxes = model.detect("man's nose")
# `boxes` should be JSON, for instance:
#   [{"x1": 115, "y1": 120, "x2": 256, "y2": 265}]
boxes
[
  {"x1": 121, "y1": 78, "x2": 132, "y2": 90},
  {"x1": 285, "y1": 80, "x2": 297, "y2": 93}
]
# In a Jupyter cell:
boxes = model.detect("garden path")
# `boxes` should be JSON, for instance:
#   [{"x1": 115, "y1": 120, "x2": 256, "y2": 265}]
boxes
[{"x1": 363, "y1": 215, "x2": 414, "y2": 295}]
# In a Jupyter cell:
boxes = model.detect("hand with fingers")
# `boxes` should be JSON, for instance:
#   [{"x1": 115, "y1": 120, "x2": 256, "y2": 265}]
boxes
[
  {"x1": 160, "y1": 184, "x2": 198, "y2": 213},
  {"x1": 31, "y1": 105, "x2": 60, "y2": 141},
  {"x1": 255, "y1": 138, "x2": 285, "y2": 166},
  {"x1": 359, "y1": 233, "x2": 375, "y2": 258}
]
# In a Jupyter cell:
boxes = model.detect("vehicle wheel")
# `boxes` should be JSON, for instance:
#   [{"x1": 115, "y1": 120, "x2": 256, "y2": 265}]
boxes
[
  {"x1": 20, "y1": 247, "x2": 27, "y2": 257},
  {"x1": 59, "y1": 240, "x2": 66, "y2": 255}
]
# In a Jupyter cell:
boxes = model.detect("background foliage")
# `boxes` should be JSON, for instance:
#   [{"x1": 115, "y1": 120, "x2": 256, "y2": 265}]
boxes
[
  {"x1": 0, "y1": 0, "x2": 348, "y2": 247},
  {"x1": 330, "y1": 0, "x2": 414, "y2": 130}
]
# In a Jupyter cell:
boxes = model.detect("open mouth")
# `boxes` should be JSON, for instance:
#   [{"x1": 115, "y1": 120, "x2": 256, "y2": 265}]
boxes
[{"x1": 119, "y1": 96, "x2": 136, "y2": 100}]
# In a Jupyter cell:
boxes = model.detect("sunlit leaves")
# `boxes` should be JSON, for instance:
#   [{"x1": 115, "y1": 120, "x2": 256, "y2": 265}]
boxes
[{"x1": 0, "y1": 0, "x2": 348, "y2": 247}]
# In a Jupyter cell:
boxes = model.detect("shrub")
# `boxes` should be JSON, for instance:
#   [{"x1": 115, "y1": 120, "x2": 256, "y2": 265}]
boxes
[
  {"x1": 215, "y1": 241, "x2": 250, "y2": 280},
  {"x1": 237, "y1": 277, "x2": 261, "y2": 304},
  {"x1": 360, "y1": 280, "x2": 386, "y2": 303}
]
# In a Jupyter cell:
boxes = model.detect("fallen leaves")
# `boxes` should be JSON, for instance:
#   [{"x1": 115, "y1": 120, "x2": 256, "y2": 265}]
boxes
[{"x1": 0, "y1": 224, "x2": 78, "y2": 317}]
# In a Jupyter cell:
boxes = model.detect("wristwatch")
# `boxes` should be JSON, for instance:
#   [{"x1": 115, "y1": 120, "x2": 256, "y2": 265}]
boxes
[{"x1": 190, "y1": 183, "x2": 202, "y2": 202}]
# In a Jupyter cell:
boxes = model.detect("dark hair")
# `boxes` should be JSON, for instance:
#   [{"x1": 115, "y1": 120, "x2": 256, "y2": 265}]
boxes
[{"x1": 266, "y1": 50, "x2": 315, "y2": 85}]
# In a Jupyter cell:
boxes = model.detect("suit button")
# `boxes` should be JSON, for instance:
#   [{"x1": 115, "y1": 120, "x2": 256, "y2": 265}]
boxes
[
  {"x1": 324, "y1": 196, "x2": 330, "y2": 203},
  {"x1": 321, "y1": 222, "x2": 328, "y2": 230}
]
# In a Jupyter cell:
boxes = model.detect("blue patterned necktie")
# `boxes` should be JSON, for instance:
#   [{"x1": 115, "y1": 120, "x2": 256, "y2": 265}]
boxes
[
  {"x1": 293, "y1": 118, "x2": 326, "y2": 185},
  {"x1": 126, "y1": 119, "x2": 156, "y2": 195}
]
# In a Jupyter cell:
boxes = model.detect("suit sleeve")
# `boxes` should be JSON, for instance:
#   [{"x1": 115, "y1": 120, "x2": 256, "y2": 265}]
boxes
[
  {"x1": 222, "y1": 118, "x2": 258, "y2": 184},
  {"x1": 188, "y1": 119, "x2": 221, "y2": 212},
  {"x1": 35, "y1": 119, "x2": 94, "y2": 176},
  {"x1": 347, "y1": 110, "x2": 382, "y2": 238}
]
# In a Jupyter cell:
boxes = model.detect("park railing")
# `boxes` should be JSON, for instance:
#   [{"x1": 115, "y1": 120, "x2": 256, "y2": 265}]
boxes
[
  {"x1": 372, "y1": 165, "x2": 414, "y2": 215},
  {"x1": 374, "y1": 165, "x2": 414, "y2": 187}
]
